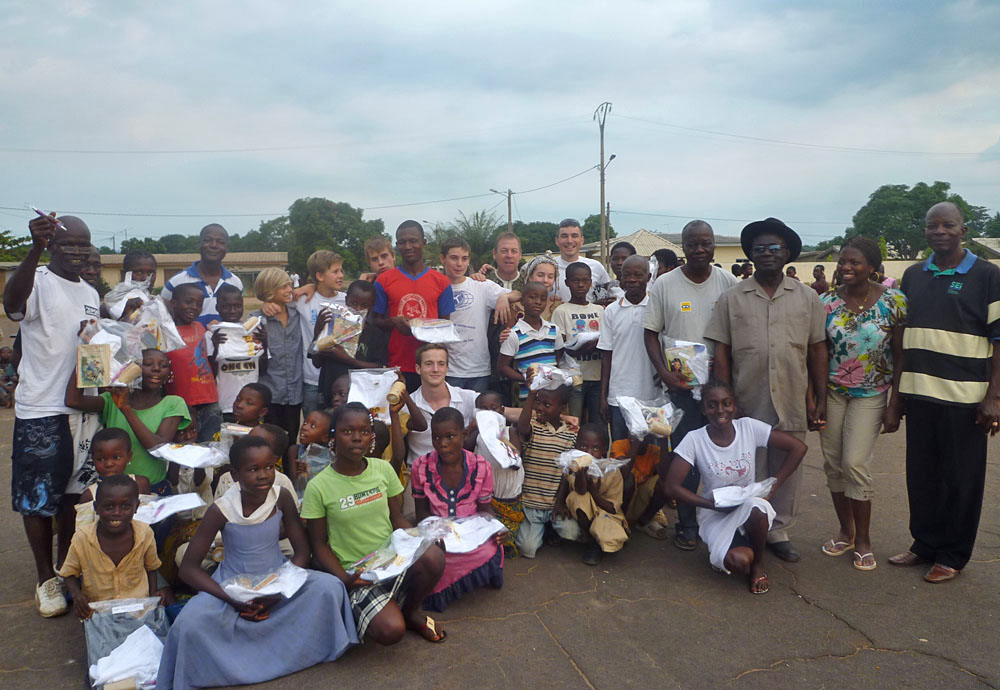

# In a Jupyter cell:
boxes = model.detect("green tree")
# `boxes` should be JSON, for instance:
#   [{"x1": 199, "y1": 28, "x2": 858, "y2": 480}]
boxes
[
  {"x1": 508, "y1": 221, "x2": 560, "y2": 254},
  {"x1": 848, "y1": 181, "x2": 980, "y2": 259},
  {"x1": 983, "y1": 212, "x2": 1000, "y2": 238},
  {"x1": 802, "y1": 235, "x2": 844, "y2": 253},
  {"x1": 0, "y1": 230, "x2": 32, "y2": 261},
  {"x1": 120, "y1": 237, "x2": 166, "y2": 254},
  {"x1": 429, "y1": 210, "x2": 503, "y2": 268},
  {"x1": 581, "y1": 214, "x2": 616, "y2": 244},
  {"x1": 159, "y1": 233, "x2": 200, "y2": 253},
  {"x1": 279, "y1": 198, "x2": 385, "y2": 277}
]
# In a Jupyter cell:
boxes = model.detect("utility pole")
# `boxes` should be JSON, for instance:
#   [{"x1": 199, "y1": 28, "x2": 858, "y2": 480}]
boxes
[
  {"x1": 594, "y1": 102, "x2": 612, "y2": 266},
  {"x1": 490, "y1": 188, "x2": 514, "y2": 233},
  {"x1": 606, "y1": 202, "x2": 610, "y2": 243}
]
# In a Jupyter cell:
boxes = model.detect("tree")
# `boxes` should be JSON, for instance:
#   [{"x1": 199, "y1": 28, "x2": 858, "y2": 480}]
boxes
[
  {"x1": 279, "y1": 198, "x2": 385, "y2": 277},
  {"x1": 159, "y1": 233, "x2": 200, "y2": 253},
  {"x1": 507, "y1": 220, "x2": 559, "y2": 254},
  {"x1": 847, "y1": 181, "x2": 980, "y2": 259},
  {"x1": 0, "y1": 230, "x2": 32, "y2": 261},
  {"x1": 428, "y1": 210, "x2": 503, "y2": 268},
  {"x1": 120, "y1": 237, "x2": 166, "y2": 254},
  {"x1": 581, "y1": 214, "x2": 616, "y2": 244},
  {"x1": 802, "y1": 235, "x2": 844, "y2": 253},
  {"x1": 984, "y1": 212, "x2": 1000, "y2": 238}
]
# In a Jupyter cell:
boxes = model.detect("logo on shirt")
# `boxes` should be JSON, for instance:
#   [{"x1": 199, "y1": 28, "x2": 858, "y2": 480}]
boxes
[
  {"x1": 338, "y1": 487, "x2": 384, "y2": 511},
  {"x1": 948, "y1": 281, "x2": 964, "y2": 295},
  {"x1": 454, "y1": 290, "x2": 474, "y2": 310},
  {"x1": 680, "y1": 301, "x2": 692, "y2": 312},
  {"x1": 85, "y1": 305, "x2": 99, "y2": 317},
  {"x1": 397, "y1": 293, "x2": 429, "y2": 319}
]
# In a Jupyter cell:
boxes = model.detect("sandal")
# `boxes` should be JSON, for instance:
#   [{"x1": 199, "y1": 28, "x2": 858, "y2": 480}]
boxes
[
  {"x1": 821, "y1": 539, "x2": 854, "y2": 557},
  {"x1": 674, "y1": 533, "x2": 697, "y2": 551},
  {"x1": 749, "y1": 574, "x2": 769, "y2": 595},
  {"x1": 638, "y1": 521, "x2": 669, "y2": 541},
  {"x1": 853, "y1": 552, "x2": 877, "y2": 571},
  {"x1": 412, "y1": 615, "x2": 448, "y2": 643}
]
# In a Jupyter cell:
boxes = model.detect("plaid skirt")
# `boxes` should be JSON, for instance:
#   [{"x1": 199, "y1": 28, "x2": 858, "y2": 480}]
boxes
[{"x1": 350, "y1": 572, "x2": 408, "y2": 639}]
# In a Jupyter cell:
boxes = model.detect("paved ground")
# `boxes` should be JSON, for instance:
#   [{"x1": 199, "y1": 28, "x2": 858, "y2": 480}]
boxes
[{"x1": 1, "y1": 407, "x2": 999, "y2": 689}]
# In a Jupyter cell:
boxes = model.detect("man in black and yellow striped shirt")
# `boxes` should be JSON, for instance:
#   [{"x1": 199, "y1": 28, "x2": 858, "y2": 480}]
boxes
[{"x1": 891, "y1": 202, "x2": 1000, "y2": 583}]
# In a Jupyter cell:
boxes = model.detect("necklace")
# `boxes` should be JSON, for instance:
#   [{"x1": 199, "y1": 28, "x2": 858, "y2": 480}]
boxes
[{"x1": 842, "y1": 281, "x2": 872, "y2": 315}]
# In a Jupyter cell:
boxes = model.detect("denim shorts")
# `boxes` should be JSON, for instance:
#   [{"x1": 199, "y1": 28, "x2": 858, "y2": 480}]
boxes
[{"x1": 11, "y1": 414, "x2": 74, "y2": 517}]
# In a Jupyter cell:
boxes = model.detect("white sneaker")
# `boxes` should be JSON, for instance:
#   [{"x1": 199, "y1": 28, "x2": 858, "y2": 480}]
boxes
[{"x1": 35, "y1": 577, "x2": 68, "y2": 618}]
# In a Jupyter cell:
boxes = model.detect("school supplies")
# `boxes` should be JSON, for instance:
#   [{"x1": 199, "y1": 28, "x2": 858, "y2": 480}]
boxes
[
  {"x1": 134, "y1": 493, "x2": 206, "y2": 524},
  {"x1": 77, "y1": 344, "x2": 113, "y2": 388},
  {"x1": 662, "y1": 338, "x2": 710, "y2": 388},
  {"x1": 104, "y1": 272, "x2": 152, "y2": 320},
  {"x1": 474, "y1": 410, "x2": 522, "y2": 469},
  {"x1": 420, "y1": 514, "x2": 507, "y2": 554},
  {"x1": 312, "y1": 304, "x2": 365, "y2": 356},
  {"x1": 711, "y1": 478, "x2": 776, "y2": 508},
  {"x1": 294, "y1": 443, "x2": 333, "y2": 499},
  {"x1": 386, "y1": 380, "x2": 407, "y2": 405},
  {"x1": 347, "y1": 367, "x2": 400, "y2": 422},
  {"x1": 350, "y1": 528, "x2": 429, "y2": 583},
  {"x1": 221, "y1": 561, "x2": 309, "y2": 603},
  {"x1": 555, "y1": 449, "x2": 630, "y2": 478},
  {"x1": 209, "y1": 320, "x2": 265, "y2": 360},
  {"x1": 528, "y1": 363, "x2": 577, "y2": 391},
  {"x1": 618, "y1": 396, "x2": 684, "y2": 439},
  {"x1": 85, "y1": 597, "x2": 169, "y2": 689},
  {"x1": 409, "y1": 318, "x2": 461, "y2": 343},
  {"x1": 150, "y1": 443, "x2": 229, "y2": 469}
]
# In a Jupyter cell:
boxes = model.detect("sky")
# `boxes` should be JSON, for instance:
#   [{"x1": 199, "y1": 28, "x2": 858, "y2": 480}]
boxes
[{"x1": 1, "y1": 0, "x2": 998, "y2": 249}]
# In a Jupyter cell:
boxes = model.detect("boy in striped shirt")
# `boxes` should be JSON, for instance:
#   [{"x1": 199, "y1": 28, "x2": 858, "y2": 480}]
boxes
[
  {"x1": 515, "y1": 382, "x2": 576, "y2": 558},
  {"x1": 498, "y1": 281, "x2": 565, "y2": 401}
]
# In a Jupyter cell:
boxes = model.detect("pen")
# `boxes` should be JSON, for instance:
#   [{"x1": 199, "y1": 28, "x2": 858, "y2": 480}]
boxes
[{"x1": 29, "y1": 206, "x2": 67, "y2": 231}]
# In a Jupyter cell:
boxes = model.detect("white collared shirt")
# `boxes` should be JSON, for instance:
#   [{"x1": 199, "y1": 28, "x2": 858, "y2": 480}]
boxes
[
  {"x1": 597, "y1": 294, "x2": 658, "y2": 406},
  {"x1": 405, "y1": 382, "x2": 478, "y2": 466}
]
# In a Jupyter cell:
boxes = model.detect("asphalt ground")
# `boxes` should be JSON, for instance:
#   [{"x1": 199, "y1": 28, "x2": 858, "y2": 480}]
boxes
[{"x1": 1, "y1": 409, "x2": 999, "y2": 689}]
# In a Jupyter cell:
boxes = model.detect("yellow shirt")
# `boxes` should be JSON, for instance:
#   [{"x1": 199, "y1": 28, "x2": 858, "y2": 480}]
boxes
[{"x1": 57, "y1": 521, "x2": 161, "y2": 603}]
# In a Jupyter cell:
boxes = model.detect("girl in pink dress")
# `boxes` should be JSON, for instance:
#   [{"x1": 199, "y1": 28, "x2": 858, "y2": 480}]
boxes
[{"x1": 411, "y1": 407, "x2": 504, "y2": 611}]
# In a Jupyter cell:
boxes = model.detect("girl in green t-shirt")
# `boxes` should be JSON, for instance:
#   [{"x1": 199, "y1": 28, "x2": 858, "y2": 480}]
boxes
[
  {"x1": 303, "y1": 402, "x2": 447, "y2": 644},
  {"x1": 67, "y1": 348, "x2": 190, "y2": 492}
]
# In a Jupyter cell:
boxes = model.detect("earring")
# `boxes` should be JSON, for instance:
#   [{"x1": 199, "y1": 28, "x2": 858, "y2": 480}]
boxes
[{"x1": 258, "y1": 416, "x2": 265, "y2": 425}]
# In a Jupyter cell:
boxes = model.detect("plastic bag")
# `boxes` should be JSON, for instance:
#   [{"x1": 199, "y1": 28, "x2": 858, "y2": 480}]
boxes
[
  {"x1": 563, "y1": 330, "x2": 601, "y2": 351},
  {"x1": 662, "y1": 338, "x2": 710, "y2": 388},
  {"x1": 712, "y1": 478, "x2": 776, "y2": 508},
  {"x1": 208, "y1": 320, "x2": 265, "y2": 360},
  {"x1": 554, "y1": 449, "x2": 630, "y2": 478},
  {"x1": 418, "y1": 513, "x2": 506, "y2": 554},
  {"x1": 85, "y1": 597, "x2": 169, "y2": 688},
  {"x1": 617, "y1": 395, "x2": 684, "y2": 439},
  {"x1": 294, "y1": 443, "x2": 332, "y2": 499},
  {"x1": 528, "y1": 361, "x2": 579, "y2": 392},
  {"x1": 474, "y1": 410, "x2": 521, "y2": 469},
  {"x1": 131, "y1": 298, "x2": 186, "y2": 353},
  {"x1": 312, "y1": 304, "x2": 365, "y2": 357},
  {"x1": 104, "y1": 272, "x2": 152, "y2": 320},
  {"x1": 134, "y1": 493, "x2": 206, "y2": 524},
  {"x1": 221, "y1": 561, "x2": 309, "y2": 603},
  {"x1": 150, "y1": 443, "x2": 228, "y2": 469},
  {"x1": 347, "y1": 367, "x2": 399, "y2": 421},
  {"x1": 350, "y1": 527, "x2": 430, "y2": 583},
  {"x1": 409, "y1": 318, "x2": 461, "y2": 344}
]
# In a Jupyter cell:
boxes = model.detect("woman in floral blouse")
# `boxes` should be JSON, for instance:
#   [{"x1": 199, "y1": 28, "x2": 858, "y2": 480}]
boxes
[{"x1": 818, "y1": 237, "x2": 907, "y2": 572}]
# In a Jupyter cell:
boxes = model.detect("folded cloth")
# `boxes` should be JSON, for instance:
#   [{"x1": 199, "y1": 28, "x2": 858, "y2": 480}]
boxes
[
  {"x1": 89, "y1": 624, "x2": 164, "y2": 687},
  {"x1": 698, "y1": 482, "x2": 777, "y2": 574},
  {"x1": 711, "y1": 478, "x2": 776, "y2": 508}
]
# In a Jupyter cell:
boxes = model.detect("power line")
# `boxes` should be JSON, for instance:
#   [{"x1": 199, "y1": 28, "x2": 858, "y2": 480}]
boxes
[
  {"x1": 613, "y1": 113, "x2": 994, "y2": 157},
  {"x1": 514, "y1": 165, "x2": 599, "y2": 194},
  {"x1": 615, "y1": 209, "x2": 846, "y2": 225}
]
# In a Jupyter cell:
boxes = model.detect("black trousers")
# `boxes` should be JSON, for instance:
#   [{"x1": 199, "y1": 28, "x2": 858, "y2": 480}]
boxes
[{"x1": 905, "y1": 398, "x2": 987, "y2": 570}]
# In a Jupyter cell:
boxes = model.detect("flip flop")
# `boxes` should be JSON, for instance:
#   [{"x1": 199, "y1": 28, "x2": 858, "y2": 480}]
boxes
[
  {"x1": 674, "y1": 533, "x2": 697, "y2": 551},
  {"x1": 853, "y1": 551, "x2": 877, "y2": 571},
  {"x1": 750, "y1": 574, "x2": 769, "y2": 595},
  {"x1": 638, "y1": 521, "x2": 669, "y2": 541},
  {"x1": 412, "y1": 616, "x2": 448, "y2": 643},
  {"x1": 821, "y1": 539, "x2": 854, "y2": 557}
]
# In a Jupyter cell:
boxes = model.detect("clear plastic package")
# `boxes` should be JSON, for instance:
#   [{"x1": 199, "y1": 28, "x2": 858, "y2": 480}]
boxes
[
  {"x1": 617, "y1": 395, "x2": 684, "y2": 439},
  {"x1": 409, "y1": 318, "x2": 461, "y2": 343},
  {"x1": 220, "y1": 561, "x2": 309, "y2": 603},
  {"x1": 85, "y1": 597, "x2": 168, "y2": 688}
]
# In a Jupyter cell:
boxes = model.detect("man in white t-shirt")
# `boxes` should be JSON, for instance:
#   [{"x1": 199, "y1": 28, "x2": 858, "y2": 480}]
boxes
[
  {"x1": 4, "y1": 214, "x2": 100, "y2": 617},
  {"x1": 643, "y1": 220, "x2": 739, "y2": 551},
  {"x1": 553, "y1": 218, "x2": 612, "y2": 303},
  {"x1": 439, "y1": 237, "x2": 514, "y2": 393}
]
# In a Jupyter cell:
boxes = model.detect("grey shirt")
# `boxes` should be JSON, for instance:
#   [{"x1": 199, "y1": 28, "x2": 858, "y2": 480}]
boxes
[{"x1": 252, "y1": 308, "x2": 304, "y2": 406}]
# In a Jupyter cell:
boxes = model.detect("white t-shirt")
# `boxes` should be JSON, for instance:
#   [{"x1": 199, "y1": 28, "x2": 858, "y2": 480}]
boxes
[
  {"x1": 597, "y1": 295, "x2": 658, "y2": 406},
  {"x1": 446, "y1": 277, "x2": 509, "y2": 378},
  {"x1": 554, "y1": 255, "x2": 612, "y2": 303},
  {"x1": 16, "y1": 267, "x2": 100, "y2": 419},
  {"x1": 295, "y1": 291, "x2": 346, "y2": 386},
  {"x1": 405, "y1": 383, "x2": 478, "y2": 466},
  {"x1": 643, "y1": 266, "x2": 739, "y2": 346},
  {"x1": 674, "y1": 417, "x2": 772, "y2": 499},
  {"x1": 215, "y1": 358, "x2": 260, "y2": 413}
]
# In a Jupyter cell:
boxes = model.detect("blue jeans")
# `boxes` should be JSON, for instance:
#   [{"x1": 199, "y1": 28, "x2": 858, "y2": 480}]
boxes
[
  {"x1": 193, "y1": 402, "x2": 222, "y2": 443},
  {"x1": 445, "y1": 375, "x2": 490, "y2": 394},
  {"x1": 568, "y1": 381, "x2": 602, "y2": 423},
  {"x1": 516, "y1": 507, "x2": 553, "y2": 558},
  {"x1": 301, "y1": 382, "x2": 323, "y2": 416}
]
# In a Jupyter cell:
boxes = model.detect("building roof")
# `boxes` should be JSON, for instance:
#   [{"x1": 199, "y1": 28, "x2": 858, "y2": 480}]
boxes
[
  {"x1": 656, "y1": 233, "x2": 743, "y2": 246},
  {"x1": 970, "y1": 237, "x2": 1000, "y2": 258},
  {"x1": 101, "y1": 252, "x2": 287, "y2": 266},
  {"x1": 580, "y1": 228, "x2": 682, "y2": 256},
  {"x1": 798, "y1": 247, "x2": 840, "y2": 262}
]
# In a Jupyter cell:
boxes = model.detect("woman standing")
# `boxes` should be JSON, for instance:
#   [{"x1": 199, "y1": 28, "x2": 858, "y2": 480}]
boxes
[
  {"x1": 818, "y1": 237, "x2": 907, "y2": 571},
  {"x1": 251, "y1": 268, "x2": 303, "y2": 472}
]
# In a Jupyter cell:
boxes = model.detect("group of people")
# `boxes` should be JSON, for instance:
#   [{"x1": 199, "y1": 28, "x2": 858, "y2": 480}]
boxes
[{"x1": 5, "y1": 200, "x2": 997, "y2": 687}]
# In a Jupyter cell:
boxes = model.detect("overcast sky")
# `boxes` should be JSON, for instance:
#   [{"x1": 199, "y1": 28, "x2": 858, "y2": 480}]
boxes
[{"x1": 1, "y1": 0, "x2": 998, "y2": 249}]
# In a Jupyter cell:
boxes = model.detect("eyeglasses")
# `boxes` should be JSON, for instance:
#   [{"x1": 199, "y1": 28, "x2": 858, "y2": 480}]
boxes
[{"x1": 751, "y1": 244, "x2": 786, "y2": 255}]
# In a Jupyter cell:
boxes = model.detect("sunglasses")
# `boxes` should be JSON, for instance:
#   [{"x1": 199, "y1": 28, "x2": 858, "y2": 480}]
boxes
[{"x1": 751, "y1": 244, "x2": 786, "y2": 255}]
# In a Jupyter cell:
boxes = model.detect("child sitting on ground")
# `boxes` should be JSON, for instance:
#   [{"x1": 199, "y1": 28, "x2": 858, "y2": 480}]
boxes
[
  {"x1": 498, "y1": 281, "x2": 565, "y2": 401},
  {"x1": 473, "y1": 390, "x2": 524, "y2": 554},
  {"x1": 663, "y1": 380, "x2": 807, "y2": 595},
  {"x1": 59, "y1": 475, "x2": 161, "y2": 618},
  {"x1": 515, "y1": 383, "x2": 576, "y2": 558},
  {"x1": 553, "y1": 423, "x2": 628, "y2": 565},
  {"x1": 412, "y1": 408, "x2": 504, "y2": 612},
  {"x1": 612, "y1": 434, "x2": 670, "y2": 540},
  {"x1": 76, "y1": 428, "x2": 152, "y2": 529},
  {"x1": 158, "y1": 436, "x2": 357, "y2": 689}
]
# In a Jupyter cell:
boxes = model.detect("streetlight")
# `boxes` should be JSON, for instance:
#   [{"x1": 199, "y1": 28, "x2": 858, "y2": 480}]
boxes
[{"x1": 594, "y1": 102, "x2": 613, "y2": 266}]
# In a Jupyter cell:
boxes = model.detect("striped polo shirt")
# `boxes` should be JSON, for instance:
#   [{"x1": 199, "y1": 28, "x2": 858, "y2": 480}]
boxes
[
  {"x1": 521, "y1": 419, "x2": 577, "y2": 510},
  {"x1": 900, "y1": 249, "x2": 1000, "y2": 406},
  {"x1": 500, "y1": 318, "x2": 564, "y2": 399}
]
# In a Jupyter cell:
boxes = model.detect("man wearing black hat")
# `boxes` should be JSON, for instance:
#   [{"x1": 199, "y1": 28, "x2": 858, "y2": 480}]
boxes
[{"x1": 704, "y1": 218, "x2": 828, "y2": 562}]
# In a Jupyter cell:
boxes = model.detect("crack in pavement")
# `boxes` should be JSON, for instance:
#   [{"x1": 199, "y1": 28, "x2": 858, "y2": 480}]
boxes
[
  {"x1": 440, "y1": 574, "x2": 600, "y2": 625},
  {"x1": 534, "y1": 612, "x2": 598, "y2": 690}
]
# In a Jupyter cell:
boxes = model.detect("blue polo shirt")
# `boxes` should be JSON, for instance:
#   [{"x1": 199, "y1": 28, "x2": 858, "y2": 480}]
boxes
[{"x1": 161, "y1": 262, "x2": 244, "y2": 326}]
